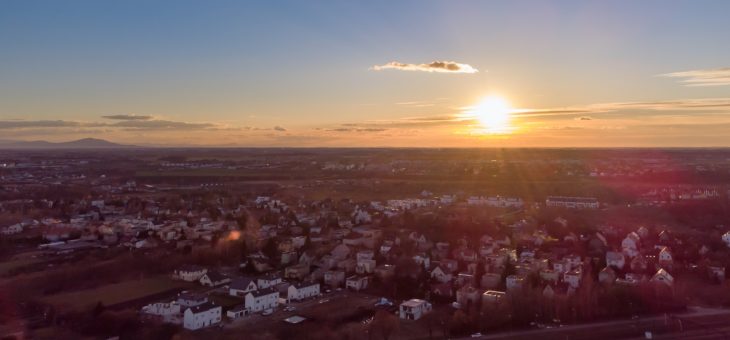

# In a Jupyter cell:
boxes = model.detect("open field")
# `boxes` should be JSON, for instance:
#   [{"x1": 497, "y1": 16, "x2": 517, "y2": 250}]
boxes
[
  {"x1": 42, "y1": 276, "x2": 189, "y2": 312},
  {"x1": 0, "y1": 257, "x2": 42, "y2": 276}
]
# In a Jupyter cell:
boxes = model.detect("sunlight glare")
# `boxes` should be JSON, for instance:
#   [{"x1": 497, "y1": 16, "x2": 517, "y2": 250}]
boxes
[{"x1": 473, "y1": 96, "x2": 513, "y2": 134}]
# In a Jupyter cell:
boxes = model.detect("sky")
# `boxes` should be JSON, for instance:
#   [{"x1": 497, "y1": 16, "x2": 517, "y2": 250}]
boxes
[{"x1": 1, "y1": 0, "x2": 730, "y2": 147}]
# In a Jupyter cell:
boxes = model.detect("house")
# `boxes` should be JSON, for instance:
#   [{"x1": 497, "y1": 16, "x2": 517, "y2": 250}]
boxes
[
  {"x1": 622, "y1": 232, "x2": 641, "y2": 257},
  {"x1": 606, "y1": 251, "x2": 626, "y2": 269},
  {"x1": 174, "y1": 265, "x2": 207, "y2": 282},
  {"x1": 455, "y1": 272, "x2": 476, "y2": 287},
  {"x1": 257, "y1": 273, "x2": 283, "y2": 289},
  {"x1": 482, "y1": 290, "x2": 506, "y2": 306},
  {"x1": 658, "y1": 230, "x2": 672, "y2": 243},
  {"x1": 286, "y1": 282, "x2": 320, "y2": 302},
  {"x1": 631, "y1": 255, "x2": 649, "y2": 272},
  {"x1": 454, "y1": 248, "x2": 478, "y2": 262},
  {"x1": 552, "y1": 260, "x2": 570, "y2": 274},
  {"x1": 439, "y1": 258, "x2": 458, "y2": 273},
  {"x1": 345, "y1": 275, "x2": 369, "y2": 291},
  {"x1": 658, "y1": 247, "x2": 673, "y2": 267},
  {"x1": 324, "y1": 270, "x2": 346, "y2": 287},
  {"x1": 598, "y1": 266, "x2": 617, "y2": 285},
  {"x1": 229, "y1": 277, "x2": 258, "y2": 297},
  {"x1": 177, "y1": 291, "x2": 208, "y2": 307},
  {"x1": 331, "y1": 244, "x2": 351, "y2": 260},
  {"x1": 650, "y1": 268, "x2": 674, "y2": 287},
  {"x1": 337, "y1": 258, "x2": 357, "y2": 272},
  {"x1": 380, "y1": 240, "x2": 394, "y2": 256},
  {"x1": 226, "y1": 304, "x2": 247, "y2": 319},
  {"x1": 413, "y1": 253, "x2": 431, "y2": 269},
  {"x1": 506, "y1": 275, "x2": 525, "y2": 292},
  {"x1": 431, "y1": 282, "x2": 453, "y2": 297},
  {"x1": 563, "y1": 269, "x2": 582, "y2": 289},
  {"x1": 284, "y1": 263, "x2": 311, "y2": 280},
  {"x1": 1, "y1": 223, "x2": 23, "y2": 235},
  {"x1": 564, "y1": 254, "x2": 583, "y2": 269},
  {"x1": 431, "y1": 266, "x2": 452, "y2": 283},
  {"x1": 183, "y1": 303, "x2": 222, "y2": 330},
  {"x1": 539, "y1": 269, "x2": 560, "y2": 283},
  {"x1": 399, "y1": 299, "x2": 432, "y2": 320},
  {"x1": 356, "y1": 259, "x2": 377, "y2": 274},
  {"x1": 480, "y1": 272, "x2": 502, "y2": 289},
  {"x1": 356, "y1": 250, "x2": 375, "y2": 261},
  {"x1": 244, "y1": 288, "x2": 279, "y2": 313},
  {"x1": 141, "y1": 302, "x2": 182, "y2": 324},
  {"x1": 542, "y1": 285, "x2": 556, "y2": 299},
  {"x1": 545, "y1": 196, "x2": 599, "y2": 209},
  {"x1": 199, "y1": 270, "x2": 231, "y2": 287},
  {"x1": 374, "y1": 264, "x2": 396, "y2": 281},
  {"x1": 708, "y1": 265, "x2": 726, "y2": 282},
  {"x1": 722, "y1": 231, "x2": 730, "y2": 248},
  {"x1": 456, "y1": 285, "x2": 480, "y2": 306}
]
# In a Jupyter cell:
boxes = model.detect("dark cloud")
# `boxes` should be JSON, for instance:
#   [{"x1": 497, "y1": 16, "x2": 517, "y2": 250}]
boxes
[
  {"x1": 101, "y1": 114, "x2": 153, "y2": 121},
  {"x1": 273, "y1": 126, "x2": 287, "y2": 132},
  {"x1": 0, "y1": 120, "x2": 91, "y2": 129},
  {"x1": 111, "y1": 120, "x2": 214, "y2": 130}
]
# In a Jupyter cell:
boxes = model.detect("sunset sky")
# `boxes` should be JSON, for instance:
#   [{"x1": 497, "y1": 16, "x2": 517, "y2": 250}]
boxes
[{"x1": 2, "y1": 0, "x2": 730, "y2": 147}]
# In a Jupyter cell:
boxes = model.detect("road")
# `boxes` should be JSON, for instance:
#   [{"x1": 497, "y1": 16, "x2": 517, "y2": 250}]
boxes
[{"x1": 466, "y1": 306, "x2": 730, "y2": 340}]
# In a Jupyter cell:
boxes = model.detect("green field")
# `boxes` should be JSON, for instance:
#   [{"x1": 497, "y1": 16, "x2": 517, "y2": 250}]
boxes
[{"x1": 42, "y1": 276, "x2": 188, "y2": 312}]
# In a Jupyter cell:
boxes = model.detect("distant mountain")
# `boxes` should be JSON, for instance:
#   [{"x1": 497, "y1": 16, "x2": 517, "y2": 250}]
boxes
[{"x1": 0, "y1": 138, "x2": 139, "y2": 149}]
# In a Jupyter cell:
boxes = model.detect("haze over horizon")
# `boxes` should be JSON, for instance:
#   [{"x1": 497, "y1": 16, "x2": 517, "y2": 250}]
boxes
[{"x1": 2, "y1": 0, "x2": 730, "y2": 147}]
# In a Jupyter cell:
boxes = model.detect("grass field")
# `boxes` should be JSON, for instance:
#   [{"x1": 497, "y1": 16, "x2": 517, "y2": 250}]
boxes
[
  {"x1": 0, "y1": 258, "x2": 42, "y2": 276},
  {"x1": 42, "y1": 276, "x2": 188, "y2": 312}
]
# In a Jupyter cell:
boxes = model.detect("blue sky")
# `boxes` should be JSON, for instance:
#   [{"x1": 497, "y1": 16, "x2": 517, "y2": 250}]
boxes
[{"x1": 1, "y1": 1, "x2": 730, "y2": 146}]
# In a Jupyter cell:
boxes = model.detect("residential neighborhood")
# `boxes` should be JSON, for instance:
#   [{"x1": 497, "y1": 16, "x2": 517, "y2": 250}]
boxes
[{"x1": 3, "y1": 149, "x2": 730, "y2": 339}]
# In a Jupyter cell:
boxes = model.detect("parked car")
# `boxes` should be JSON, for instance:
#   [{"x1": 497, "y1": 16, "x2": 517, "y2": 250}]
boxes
[{"x1": 262, "y1": 309, "x2": 274, "y2": 316}]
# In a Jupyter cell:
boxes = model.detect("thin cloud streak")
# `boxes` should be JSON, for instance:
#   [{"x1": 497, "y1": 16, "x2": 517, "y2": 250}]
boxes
[
  {"x1": 101, "y1": 114, "x2": 153, "y2": 121},
  {"x1": 371, "y1": 61, "x2": 479, "y2": 74},
  {"x1": 660, "y1": 68, "x2": 730, "y2": 86}
]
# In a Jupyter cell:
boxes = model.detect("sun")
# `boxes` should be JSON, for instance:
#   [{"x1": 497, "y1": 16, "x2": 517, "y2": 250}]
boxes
[{"x1": 473, "y1": 96, "x2": 513, "y2": 133}]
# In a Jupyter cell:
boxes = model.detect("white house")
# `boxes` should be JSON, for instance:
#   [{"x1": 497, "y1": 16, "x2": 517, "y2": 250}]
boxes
[
  {"x1": 257, "y1": 273, "x2": 283, "y2": 289},
  {"x1": 183, "y1": 303, "x2": 222, "y2": 330},
  {"x1": 650, "y1": 268, "x2": 674, "y2": 287},
  {"x1": 431, "y1": 266, "x2": 452, "y2": 283},
  {"x1": 229, "y1": 277, "x2": 258, "y2": 297},
  {"x1": 352, "y1": 208, "x2": 372, "y2": 225},
  {"x1": 199, "y1": 270, "x2": 231, "y2": 287},
  {"x1": 140, "y1": 302, "x2": 182, "y2": 324},
  {"x1": 174, "y1": 265, "x2": 207, "y2": 282},
  {"x1": 563, "y1": 269, "x2": 582, "y2": 289},
  {"x1": 658, "y1": 247, "x2": 673, "y2": 266},
  {"x1": 244, "y1": 288, "x2": 279, "y2": 313},
  {"x1": 286, "y1": 282, "x2": 320, "y2": 302},
  {"x1": 399, "y1": 299, "x2": 432, "y2": 320},
  {"x1": 606, "y1": 251, "x2": 626, "y2": 269},
  {"x1": 1, "y1": 223, "x2": 23, "y2": 235},
  {"x1": 622, "y1": 232, "x2": 641, "y2": 258},
  {"x1": 506, "y1": 275, "x2": 525, "y2": 292}
]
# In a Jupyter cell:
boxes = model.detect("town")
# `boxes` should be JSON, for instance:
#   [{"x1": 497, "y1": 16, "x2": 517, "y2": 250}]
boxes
[{"x1": 2, "y1": 148, "x2": 730, "y2": 339}]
